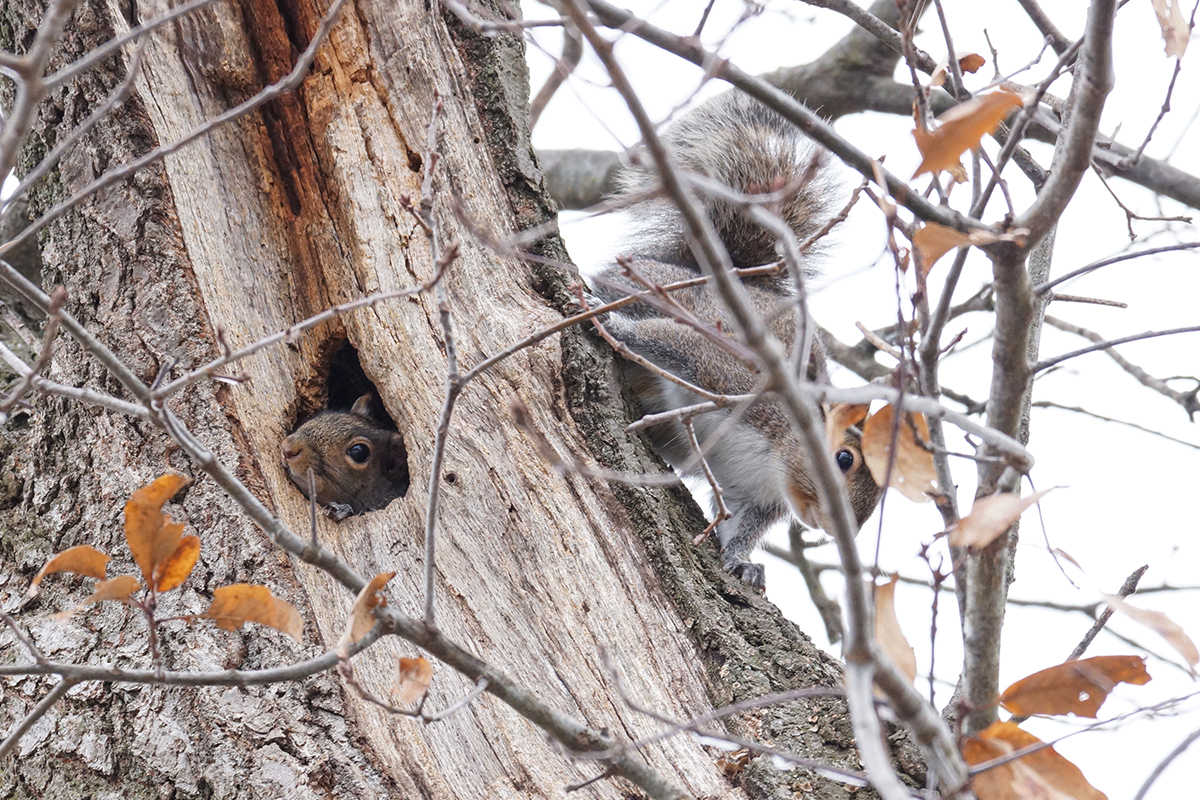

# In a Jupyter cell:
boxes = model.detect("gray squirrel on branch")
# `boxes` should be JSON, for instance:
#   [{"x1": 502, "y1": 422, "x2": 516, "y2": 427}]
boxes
[{"x1": 589, "y1": 90, "x2": 882, "y2": 590}]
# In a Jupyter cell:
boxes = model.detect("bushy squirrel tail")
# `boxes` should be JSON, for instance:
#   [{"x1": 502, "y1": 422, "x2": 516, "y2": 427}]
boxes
[{"x1": 615, "y1": 90, "x2": 833, "y2": 278}]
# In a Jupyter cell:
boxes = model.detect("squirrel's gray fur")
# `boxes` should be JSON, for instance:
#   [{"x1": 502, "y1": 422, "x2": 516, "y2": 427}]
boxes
[{"x1": 591, "y1": 90, "x2": 881, "y2": 590}]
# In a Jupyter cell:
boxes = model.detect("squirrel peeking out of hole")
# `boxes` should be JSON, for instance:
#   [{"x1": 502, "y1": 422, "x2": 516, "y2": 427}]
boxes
[
  {"x1": 281, "y1": 394, "x2": 409, "y2": 520},
  {"x1": 587, "y1": 90, "x2": 883, "y2": 590}
]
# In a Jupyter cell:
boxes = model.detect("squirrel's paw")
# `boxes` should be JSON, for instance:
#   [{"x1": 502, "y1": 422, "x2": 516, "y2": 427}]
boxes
[
  {"x1": 325, "y1": 502, "x2": 355, "y2": 521},
  {"x1": 724, "y1": 560, "x2": 766, "y2": 592}
]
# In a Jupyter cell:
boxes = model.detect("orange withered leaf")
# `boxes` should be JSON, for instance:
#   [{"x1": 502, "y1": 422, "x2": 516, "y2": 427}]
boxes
[
  {"x1": 1102, "y1": 594, "x2": 1199, "y2": 673},
  {"x1": 875, "y1": 576, "x2": 916, "y2": 684},
  {"x1": 155, "y1": 536, "x2": 200, "y2": 593},
  {"x1": 999, "y1": 655, "x2": 1151, "y2": 718},
  {"x1": 53, "y1": 575, "x2": 142, "y2": 621},
  {"x1": 825, "y1": 403, "x2": 870, "y2": 449},
  {"x1": 28, "y1": 545, "x2": 110, "y2": 596},
  {"x1": 203, "y1": 584, "x2": 303, "y2": 642},
  {"x1": 959, "y1": 53, "x2": 986, "y2": 74},
  {"x1": 125, "y1": 473, "x2": 192, "y2": 590},
  {"x1": 949, "y1": 489, "x2": 1054, "y2": 549},
  {"x1": 861, "y1": 405, "x2": 938, "y2": 503},
  {"x1": 911, "y1": 224, "x2": 1028, "y2": 274},
  {"x1": 393, "y1": 656, "x2": 433, "y2": 705},
  {"x1": 913, "y1": 90, "x2": 1024, "y2": 178},
  {"x1": 962, "y1": 721, "x2": 1106, "y2": 800},
  {"x1": 913, "y1": 223, "x2": 974, "y2": 272},
  {"x1": 337, "y1": 572, "x2": 396, "y2": 658}
]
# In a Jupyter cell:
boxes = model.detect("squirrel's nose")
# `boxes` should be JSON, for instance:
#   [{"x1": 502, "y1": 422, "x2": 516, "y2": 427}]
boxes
[{"x1": 281, "y1": 441, "x2": 301, "y2": 460}]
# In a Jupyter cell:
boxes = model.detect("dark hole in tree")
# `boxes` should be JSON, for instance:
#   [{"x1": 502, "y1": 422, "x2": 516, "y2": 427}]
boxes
[{"x1": 324, "y1": 342, "x2": 410, "y2": 503}]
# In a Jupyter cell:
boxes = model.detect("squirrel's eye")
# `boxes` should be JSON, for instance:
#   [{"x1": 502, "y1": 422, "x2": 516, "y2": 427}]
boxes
[
  {"x1": 835, "y1": 448, "x2": 856, "y2": 473},
  {"x1": 347, "y1": 443, "x2": 371, "y2": 464}
]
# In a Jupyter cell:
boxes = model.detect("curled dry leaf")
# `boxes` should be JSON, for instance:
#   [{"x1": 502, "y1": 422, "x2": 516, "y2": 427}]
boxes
[
  {"x1": 911, "y1": 223, "x2": 1030, "y2": 273},
  {"x1": 861, "y1": 405, "x2": 938, "y2": 503},
  {"x1": 155, "y1": 535, "x2": 200, "y2": 593},
  {"x1": 203, "y1": 584, "x2": 303, "y2": 642},
  {"x1": 1103, "y1": 593, "x2": 1199, "y2": 673},
  {"x1": 913, "y1": 89, "x2": 1025, "y2": 178},
  {"x1": 825, "y1": 403, "x2": 869, "y2": 449},
  {"x1": 53, "y1": 575, "x2": 142, "y2": 621},
  {"x1": 949, "y1": 489, "x2": 1054, "y2": 549},
  {"x1": 393, "y1": 656, "x2": 433, "y2": 705},
  {"x1": 28, "y1": 545, "x2": 110, "y2": 596},
  {"x1": 959, "y1": 53, "x2": 986, "y2": 73},
  {"x1": 125, "y1": 473, "x2": 193, "y2": 590},
  {"x1": 999, "y1": 655, "x2": 1150, "y2": 718},
  {"x1": 1151, "y1": 0, "x2": 1190, "y2": 57},
  {"x1": 336, "y1": 571, "x2": 396, "y2": 658},
  {"x1": 962, "y1": 721, "x2": 1106, "y2": 800},
  {"x1": 874, "y1": 576, "x2": 917, "y2": 684}
]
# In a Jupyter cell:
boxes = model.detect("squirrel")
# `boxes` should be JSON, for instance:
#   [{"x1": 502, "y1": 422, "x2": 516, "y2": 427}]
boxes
[
  {"x1": 280, "y1": 394, "x2": 409, "y2": 519},
  {"x1": 589, "y1": 90, "x2": 883, "y2": 590}
]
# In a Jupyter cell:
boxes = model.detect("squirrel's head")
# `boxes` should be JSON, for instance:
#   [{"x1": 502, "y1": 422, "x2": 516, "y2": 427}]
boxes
[
  {"x1": 281, "y1": 394, "x2": 409, "y2": 515},
  {"x1": 783, "y1": 404, "x2": 882, "y2": 532}
]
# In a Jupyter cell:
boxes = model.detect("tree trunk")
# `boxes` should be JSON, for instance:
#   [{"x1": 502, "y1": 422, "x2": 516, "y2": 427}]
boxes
[{"x1": 0, "y1": 0, "x2": 919, "y2": 797}]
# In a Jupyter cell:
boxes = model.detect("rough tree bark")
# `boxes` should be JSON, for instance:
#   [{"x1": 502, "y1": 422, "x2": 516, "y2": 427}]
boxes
[{"x1": 0, "y1": 0, "x2": 922, "y2": 797}]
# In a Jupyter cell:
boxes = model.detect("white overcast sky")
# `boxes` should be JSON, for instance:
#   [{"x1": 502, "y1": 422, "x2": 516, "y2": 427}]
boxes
[{"x1": 524, "y1": 1, "x2": 1200, "y2": 797}]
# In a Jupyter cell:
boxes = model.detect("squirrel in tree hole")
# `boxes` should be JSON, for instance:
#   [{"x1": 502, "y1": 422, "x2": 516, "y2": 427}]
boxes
[
  {"x1": 281, "y1": 394, "x2": 408, "y2": 520},
  {"x1": 587, "y1": 90, "x2": 883, "y2": 590}
]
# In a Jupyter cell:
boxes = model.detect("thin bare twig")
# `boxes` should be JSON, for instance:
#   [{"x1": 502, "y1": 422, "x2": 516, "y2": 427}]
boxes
[
  {"x1": 1043, "y1": 315, "x2": 1200, "y2": 417},
  {"x1": 415, "y1": 91, "x2": 455, "y2": 629},
  {"x1": 1035, "y1": 241, "x2": 1200, "y2": 295},
  {"x1": 1034, "y1": 325, "x2": 1200, "y2": 373},
  {"x1": 1119, "y1": 0, "x2": 1199, "y2": 169},
  {"x1": 510, "y1": 398, "x2": 680, "y2": 487},
  {"x1": 1034, "y1": 401, "x2": 1200, "y2": 450},
  {"x1": 529, "y1": 5, "x2": 582, "y2": 130},
  {"x1": 1133, "y1": 724, "x2": 1200, "y2": 800},
  {"x1": 0, "y1": 678, "x2": 78, "y2": 760},
  {"x1": 0, "y1": 286, "x2": 65, "y2": 421},
  {"x1": 681, "y1": 418, "x2": 729, "y2": 544}
]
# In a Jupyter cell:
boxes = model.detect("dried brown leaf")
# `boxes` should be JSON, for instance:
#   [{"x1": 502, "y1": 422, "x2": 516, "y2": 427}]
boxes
[
  {"x1": 393, "y1": 656, "x2": 433, "y2": 705},
  {"x1": 1151, "y1": 0, "x2": 1190, "y2": 57},
  {"x1": 962, "y1": 721, "x2": 1107, "y2": 800},
  {"x1": 861, "y1": 405, "x2": 938, "y2": 503},
  {"x1": 28, "y1": 545, "x2": 110, "y2": 596},
  {"x1": 1103, "y1": 593, "x2": 1199, "y2": 672},
  {"x1": 911, "y1": 223, "x2": 1029, "y2": 273},
  {"x1": 155, "y1": 535, "x2": 200, "y2": 593},
  {"x1": 913, "y1": 90, "x2": 1024, "y2": 177},
  {"x1": 875, "y1": 576, "x2": 916, "y2": 684},
  {"x1": 959, "y1": 53, "x2": 986, "y2": 73},
  {"x1": 949, "y1": 489, "x2": 1054, "y2": 549},
  {"x1": 125, "y1": 473, "x2": 192, "y2": 589},
  {"x1": 825, "y1": 403, "x2": 869, "y2": 448},
  {"x1": 999, "y1": 655, "x2": 1150, "y2": 718},
  {"x1": 53, "y1": 575, "x2": 141, "y2": 621},
  {"x1": 336, "y1": 572, "x2": 395, "y2": 658},
  {"x1": 203, "y1": 584, "x2": 303, "y2": 642}
]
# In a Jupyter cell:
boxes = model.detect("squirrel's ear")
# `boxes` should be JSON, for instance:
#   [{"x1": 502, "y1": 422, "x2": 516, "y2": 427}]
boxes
[{"x1": 351, "y1": 394, "x2": 373, "y2": 416}]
